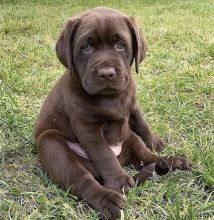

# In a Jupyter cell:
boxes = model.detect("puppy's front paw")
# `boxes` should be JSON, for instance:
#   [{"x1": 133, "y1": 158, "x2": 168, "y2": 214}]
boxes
[
  {"x1": 104, "y1": 172, "x2": 135, "y2": 193},
  {"x1": 97, "y1": 189, "x2": 126, "y2": 220},
  {"x1": 155, "y1": 156, "x2": 192, "y2": 175}
]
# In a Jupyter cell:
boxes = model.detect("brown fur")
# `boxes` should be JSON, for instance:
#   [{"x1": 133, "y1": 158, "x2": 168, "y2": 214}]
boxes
[{"x1": 35, "y1": 7, "x2": 191, "y2": 219}]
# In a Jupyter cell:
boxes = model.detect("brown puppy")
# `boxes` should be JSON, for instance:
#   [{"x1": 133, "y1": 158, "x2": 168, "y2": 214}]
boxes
[{"x1": 35, "y1": 7, "x2": 191, "y2": 219}]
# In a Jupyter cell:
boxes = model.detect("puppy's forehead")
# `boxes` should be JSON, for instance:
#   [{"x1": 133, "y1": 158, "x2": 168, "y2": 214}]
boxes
[{"x1": 76, "y1": 11, "x2": 131, "y2": 43}]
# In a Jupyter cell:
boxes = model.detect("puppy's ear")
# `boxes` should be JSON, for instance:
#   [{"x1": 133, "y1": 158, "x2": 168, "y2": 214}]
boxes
[
  {"x1": 125, "y1": 17, "x2": 147, "y2": 73},
  {"x1": 56, "y1": 17, "x2": 81, "y2": 72}
]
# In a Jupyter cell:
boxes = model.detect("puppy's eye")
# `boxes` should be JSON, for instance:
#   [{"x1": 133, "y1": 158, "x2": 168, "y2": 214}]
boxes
[
  {"x1": 114, "y1": 41, "x2": 126, "y2": 51},
  {"x1": 81, "y1": 43, "x2": 94, "y2": 54}
]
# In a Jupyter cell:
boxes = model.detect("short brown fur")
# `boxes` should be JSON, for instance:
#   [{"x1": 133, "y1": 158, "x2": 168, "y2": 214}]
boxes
[{"x1": 35, "y1": 7, "x2": 191, "y2": 219}]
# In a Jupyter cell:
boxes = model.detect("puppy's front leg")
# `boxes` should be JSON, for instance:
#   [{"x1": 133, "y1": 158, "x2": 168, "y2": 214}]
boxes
[
  {"x1": 129, "y1": 103, "x2": 164, "y2": 152},
  {"x1": 73, "y1": 121, "x2": 135, "y2": 193},
  {"x1": 36, "y1": 129, "x2": 126, "y2": 219}
]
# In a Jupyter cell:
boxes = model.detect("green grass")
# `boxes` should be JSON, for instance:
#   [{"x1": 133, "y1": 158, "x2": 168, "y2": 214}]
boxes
[{"x1": 0, "y1": 0, "x2": 213, "y2": 219}]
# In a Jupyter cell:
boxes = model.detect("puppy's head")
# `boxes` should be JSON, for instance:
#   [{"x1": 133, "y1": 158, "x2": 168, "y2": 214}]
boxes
[{"x1": 56, "y1": 7, "x2": 147, "y2": 95}]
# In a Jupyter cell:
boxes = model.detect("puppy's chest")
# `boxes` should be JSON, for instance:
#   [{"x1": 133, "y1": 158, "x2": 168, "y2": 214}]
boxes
[
  {"x1": 101, "y1": 119, "x2": 128, "y2": 146},
  {"x1": 99, "y1": 98, "x2": 130, "y2": 148}
]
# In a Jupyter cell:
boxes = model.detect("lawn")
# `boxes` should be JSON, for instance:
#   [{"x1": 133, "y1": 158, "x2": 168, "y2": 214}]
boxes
[{"x1": 0, "y1": 0, "x2": 213, "y2": 219}]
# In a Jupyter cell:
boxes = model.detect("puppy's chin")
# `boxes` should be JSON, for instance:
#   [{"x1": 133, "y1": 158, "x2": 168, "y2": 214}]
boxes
[
  {"x1": 94, "y1": 88, "x2": 121, "y2": 96},
  {"x1": 82, "y1": 83, "x2": 128, "y2": 96}
]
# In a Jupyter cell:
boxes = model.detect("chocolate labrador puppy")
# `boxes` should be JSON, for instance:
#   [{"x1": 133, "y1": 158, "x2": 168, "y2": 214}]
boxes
[{"x1": 35, "y1": 7, "x2": 191, "y2": 219}]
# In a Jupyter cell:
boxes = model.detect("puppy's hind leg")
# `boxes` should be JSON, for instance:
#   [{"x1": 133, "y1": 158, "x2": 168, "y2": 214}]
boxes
[
  {"x1": 124, "y1": 131, "x2": 191, "y2": 185},
  {"x1": 36, "y1": 129, "x2": 126, "y2": 220}
]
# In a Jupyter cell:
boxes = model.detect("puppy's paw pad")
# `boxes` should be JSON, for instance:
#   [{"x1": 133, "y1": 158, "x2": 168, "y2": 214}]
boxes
[{"x1": 178, "y1": 157, "x2": 192, "y2": 170}]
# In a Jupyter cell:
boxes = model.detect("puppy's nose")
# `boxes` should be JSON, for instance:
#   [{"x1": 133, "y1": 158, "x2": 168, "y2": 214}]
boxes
[{"x1": 98, "y1": 67, "x2": 116, "y2": 80}]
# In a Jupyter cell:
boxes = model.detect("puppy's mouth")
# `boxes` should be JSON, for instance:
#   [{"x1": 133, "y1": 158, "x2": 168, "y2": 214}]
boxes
[
  {"x1": 82, "y1": 75, "x2": 129, "y2": 96},
  {"x1": 98, "y1": 87, "x2": 120, "y2": 95}
]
